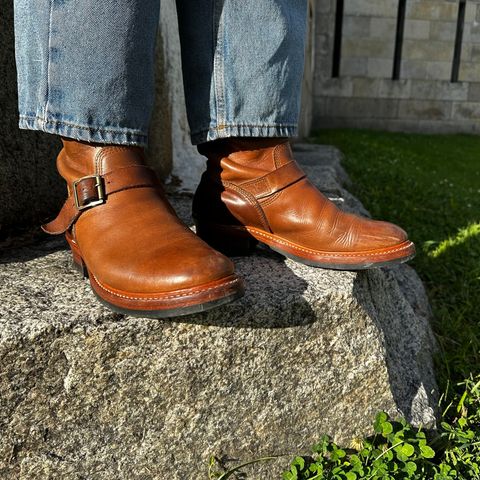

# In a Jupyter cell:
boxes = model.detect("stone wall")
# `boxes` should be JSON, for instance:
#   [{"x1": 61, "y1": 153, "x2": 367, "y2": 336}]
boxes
[{"x1": 313, "y1": 0, "x2": 480, "y2": 133}]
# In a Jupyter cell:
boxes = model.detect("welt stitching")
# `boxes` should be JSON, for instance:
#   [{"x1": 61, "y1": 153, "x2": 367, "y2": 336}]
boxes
[
  {"x1": 93, "y1": 275, "x2": 239, "y2": 301},
  {"x1": 250, "y1": 228, "x2": 413, "y2": 258}
]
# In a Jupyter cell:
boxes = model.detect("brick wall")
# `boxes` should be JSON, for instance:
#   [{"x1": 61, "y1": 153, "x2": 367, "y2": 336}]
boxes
[{"x1": 313, "y1": 0, "x2": 480, "y2": 134}]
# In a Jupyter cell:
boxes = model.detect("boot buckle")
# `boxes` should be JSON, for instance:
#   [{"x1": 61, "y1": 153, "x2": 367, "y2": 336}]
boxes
[{"x1": 73, "y1": 175, "x2": 105, "y2": 211}]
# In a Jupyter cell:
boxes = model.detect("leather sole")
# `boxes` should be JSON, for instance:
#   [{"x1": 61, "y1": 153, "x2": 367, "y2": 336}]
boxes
[
  {"x1": 66, "y1": 233, "x2": 244, "y2": 318},
  {"x1": 195, "y1": 222, "x2": 416, "y2": 270}
]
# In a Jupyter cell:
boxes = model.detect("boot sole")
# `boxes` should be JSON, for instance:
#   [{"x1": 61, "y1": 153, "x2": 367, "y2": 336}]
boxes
[
  {"x1": 195, "y1": 222, "x2": 416, "y2": 271},
  {"x1": 66, "y1": 233, "x2": 244, "y2": 319}
]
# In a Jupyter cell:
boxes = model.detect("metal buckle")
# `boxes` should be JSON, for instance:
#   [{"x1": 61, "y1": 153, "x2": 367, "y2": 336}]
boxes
[{"x1": 73, "y1": 175, "x2": 105, "y2": 211}]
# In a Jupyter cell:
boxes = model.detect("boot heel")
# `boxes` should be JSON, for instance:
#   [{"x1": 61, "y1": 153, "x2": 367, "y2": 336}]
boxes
[
  {"x1": 194, "y1": 221, "x2": 258, "y2": 256},
  {"x1": 65, "y1": 233, "x2": 89, "y2": 278},
  {"x1": 71, "y1": 251, "x2": 89, "y2": 278}
]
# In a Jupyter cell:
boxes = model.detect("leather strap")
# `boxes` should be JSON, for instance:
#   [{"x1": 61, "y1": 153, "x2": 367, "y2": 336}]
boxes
[
  {"x1": 239, "y1": 161, "x2": 306, "y2": 200},
  {"x1": 42, "y1": 165, "x2": 160, "y2": 235}
]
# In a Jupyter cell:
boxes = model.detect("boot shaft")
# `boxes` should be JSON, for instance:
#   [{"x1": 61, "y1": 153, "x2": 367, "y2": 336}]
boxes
[
  {"x1": 193, "y1": 138, "x2": 295, "y2": 224},
  {"x1": 57, "y1": 138, "x2": 146, "y2": 185},
  {"x1": 198, "y1": 138, "x2": 293, "y2": 181}
]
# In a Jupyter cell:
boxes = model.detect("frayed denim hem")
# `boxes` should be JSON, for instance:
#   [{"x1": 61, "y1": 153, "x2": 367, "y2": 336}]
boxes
[
  {"x1": 190, "y1": 123, "x2": 298, "y2": 145},
  {"x1": 18, "y1": 115, "x2": 148, "y2": 147}
]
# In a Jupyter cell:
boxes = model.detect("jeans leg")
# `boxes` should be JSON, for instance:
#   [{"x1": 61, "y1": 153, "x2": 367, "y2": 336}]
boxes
[
  {"x1": 14, "y1": 0, "x2": 160, "y2": 146},
  {"x1": 176, "y1": 0, "x2": 308, "y2": 145}
]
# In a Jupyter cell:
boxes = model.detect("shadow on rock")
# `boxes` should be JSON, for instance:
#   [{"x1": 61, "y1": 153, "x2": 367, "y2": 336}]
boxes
[
  {"x1": 352, "y1": 266, "x2": 438, "y2": 426},
  {"x1": 0, "y1": 236, "x2": 67, "y2": 264},
  {"x1": 171, "y1": 246, "x2": 315, "y2": 329}
]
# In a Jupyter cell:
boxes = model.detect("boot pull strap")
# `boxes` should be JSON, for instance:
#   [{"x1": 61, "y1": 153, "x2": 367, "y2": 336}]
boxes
[
  {"x1": 237, "y1": 161, "x2": 306, "y2": 200},
  {"x1": 42, "y1": 165, "x2": 161, "y2": 235}
]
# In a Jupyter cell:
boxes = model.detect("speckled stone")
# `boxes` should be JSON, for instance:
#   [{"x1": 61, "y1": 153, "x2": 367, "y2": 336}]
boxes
[{"x1": 0, "y1": 145, "x2": 438, "y2": 479}]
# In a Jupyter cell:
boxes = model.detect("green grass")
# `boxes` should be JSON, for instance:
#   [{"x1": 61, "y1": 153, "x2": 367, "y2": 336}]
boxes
[{"x1": 311, "y1": 129, "x2": 480, "y2": 391}]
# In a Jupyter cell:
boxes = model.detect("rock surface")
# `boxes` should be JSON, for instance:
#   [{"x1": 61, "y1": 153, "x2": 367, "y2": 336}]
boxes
[{"x1": 0, "y1": 145, "x2": 438, "y2": 479}]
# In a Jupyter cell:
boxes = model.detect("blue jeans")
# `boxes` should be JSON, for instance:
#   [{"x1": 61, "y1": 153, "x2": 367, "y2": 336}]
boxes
[{"x1": 14, "y1": 0, "x2": 307, "y2": 147}]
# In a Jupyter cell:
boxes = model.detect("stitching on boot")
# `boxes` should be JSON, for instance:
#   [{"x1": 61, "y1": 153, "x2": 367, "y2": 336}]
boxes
[
  {"x1": 222, "y1": 181, "x2": 271, "y2": 232},
  {"x1": 260, "y1": 191, "x2": 283, "y2": 207},
  {"x1": 249, "y1": 228, "x2": 414, "y2": 258},
  {"x1": 95, "y1": 149, "x2": 104, "y2": 175},
  {"x1": 92, "y1": 274, "x2": 240, "y2": 301}
]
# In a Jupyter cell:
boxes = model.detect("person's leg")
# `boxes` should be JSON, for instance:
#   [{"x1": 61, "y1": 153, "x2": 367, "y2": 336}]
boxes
[
  {"x1": 14, "y1": 0, "x2": 160, "y2": 146},
  {"x1": 176, "y1": 0, "x2": 306, "y2": 144},
  {"x1": 13, "y1": 0, "x2": 244, "y2": 316},
  {"x1": 177, "y1": 0, "x2": 415, "y2": 269}
]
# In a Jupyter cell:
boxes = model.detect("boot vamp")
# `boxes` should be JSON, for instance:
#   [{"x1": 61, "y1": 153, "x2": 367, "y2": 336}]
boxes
[
  {"x1": 75, "y1": 189, "x2": 235, "y2": 293},
  {"x1": 262, "y1": 179, "x2": 408, "y2": 252}
]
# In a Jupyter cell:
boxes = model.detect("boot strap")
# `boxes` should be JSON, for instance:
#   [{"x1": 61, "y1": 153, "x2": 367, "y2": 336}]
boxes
[
  {"x1": 42, "y1": 165, "x2": 161, "y2": 235},
  {"x1": 237, "y1": 161, "x2": 306, "y2": 200}
]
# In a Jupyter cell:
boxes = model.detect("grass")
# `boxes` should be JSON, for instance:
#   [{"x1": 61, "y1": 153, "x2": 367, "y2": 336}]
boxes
[{"x1": 311, "y1": 129, "x2": 480, "y2": 391}]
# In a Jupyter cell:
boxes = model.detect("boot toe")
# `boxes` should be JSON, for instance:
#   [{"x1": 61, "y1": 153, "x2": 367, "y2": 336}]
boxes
[
  {"x1": 360, "y1": 219, "x2": 409, "y2": 249},
  {"x1": 109, "y1": 242, "x2": 235, "y2": 294},
  {"x1": 154, "y1": 243, "x2": 235, "y2": 291}
]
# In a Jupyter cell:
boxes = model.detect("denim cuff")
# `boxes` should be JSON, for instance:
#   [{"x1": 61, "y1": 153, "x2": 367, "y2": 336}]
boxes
[
  {"x1": 18, "y1": 115, "x2": 148, "y2": 147},
  {"x1": 190, "y1": 123, "x2": 298, "y2": 145}
]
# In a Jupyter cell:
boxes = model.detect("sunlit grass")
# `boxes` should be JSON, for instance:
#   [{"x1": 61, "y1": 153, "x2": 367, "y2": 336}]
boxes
[{"x1": 429, "y1": 222, "x2": 480, "y2": 259}]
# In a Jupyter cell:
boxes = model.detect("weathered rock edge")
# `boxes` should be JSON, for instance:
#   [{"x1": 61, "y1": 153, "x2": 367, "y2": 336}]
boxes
[{"x1": 0, "y1": 144, "x2": 438, "y2": 480}]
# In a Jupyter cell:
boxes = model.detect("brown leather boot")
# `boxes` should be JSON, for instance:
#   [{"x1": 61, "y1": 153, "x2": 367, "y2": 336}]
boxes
[
  {"x1": 192, "y1": 138, "x2": 415, "y2": 270},
  {"x1": 42, "y1": 138, "x2": 244, "y2": 317}
]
